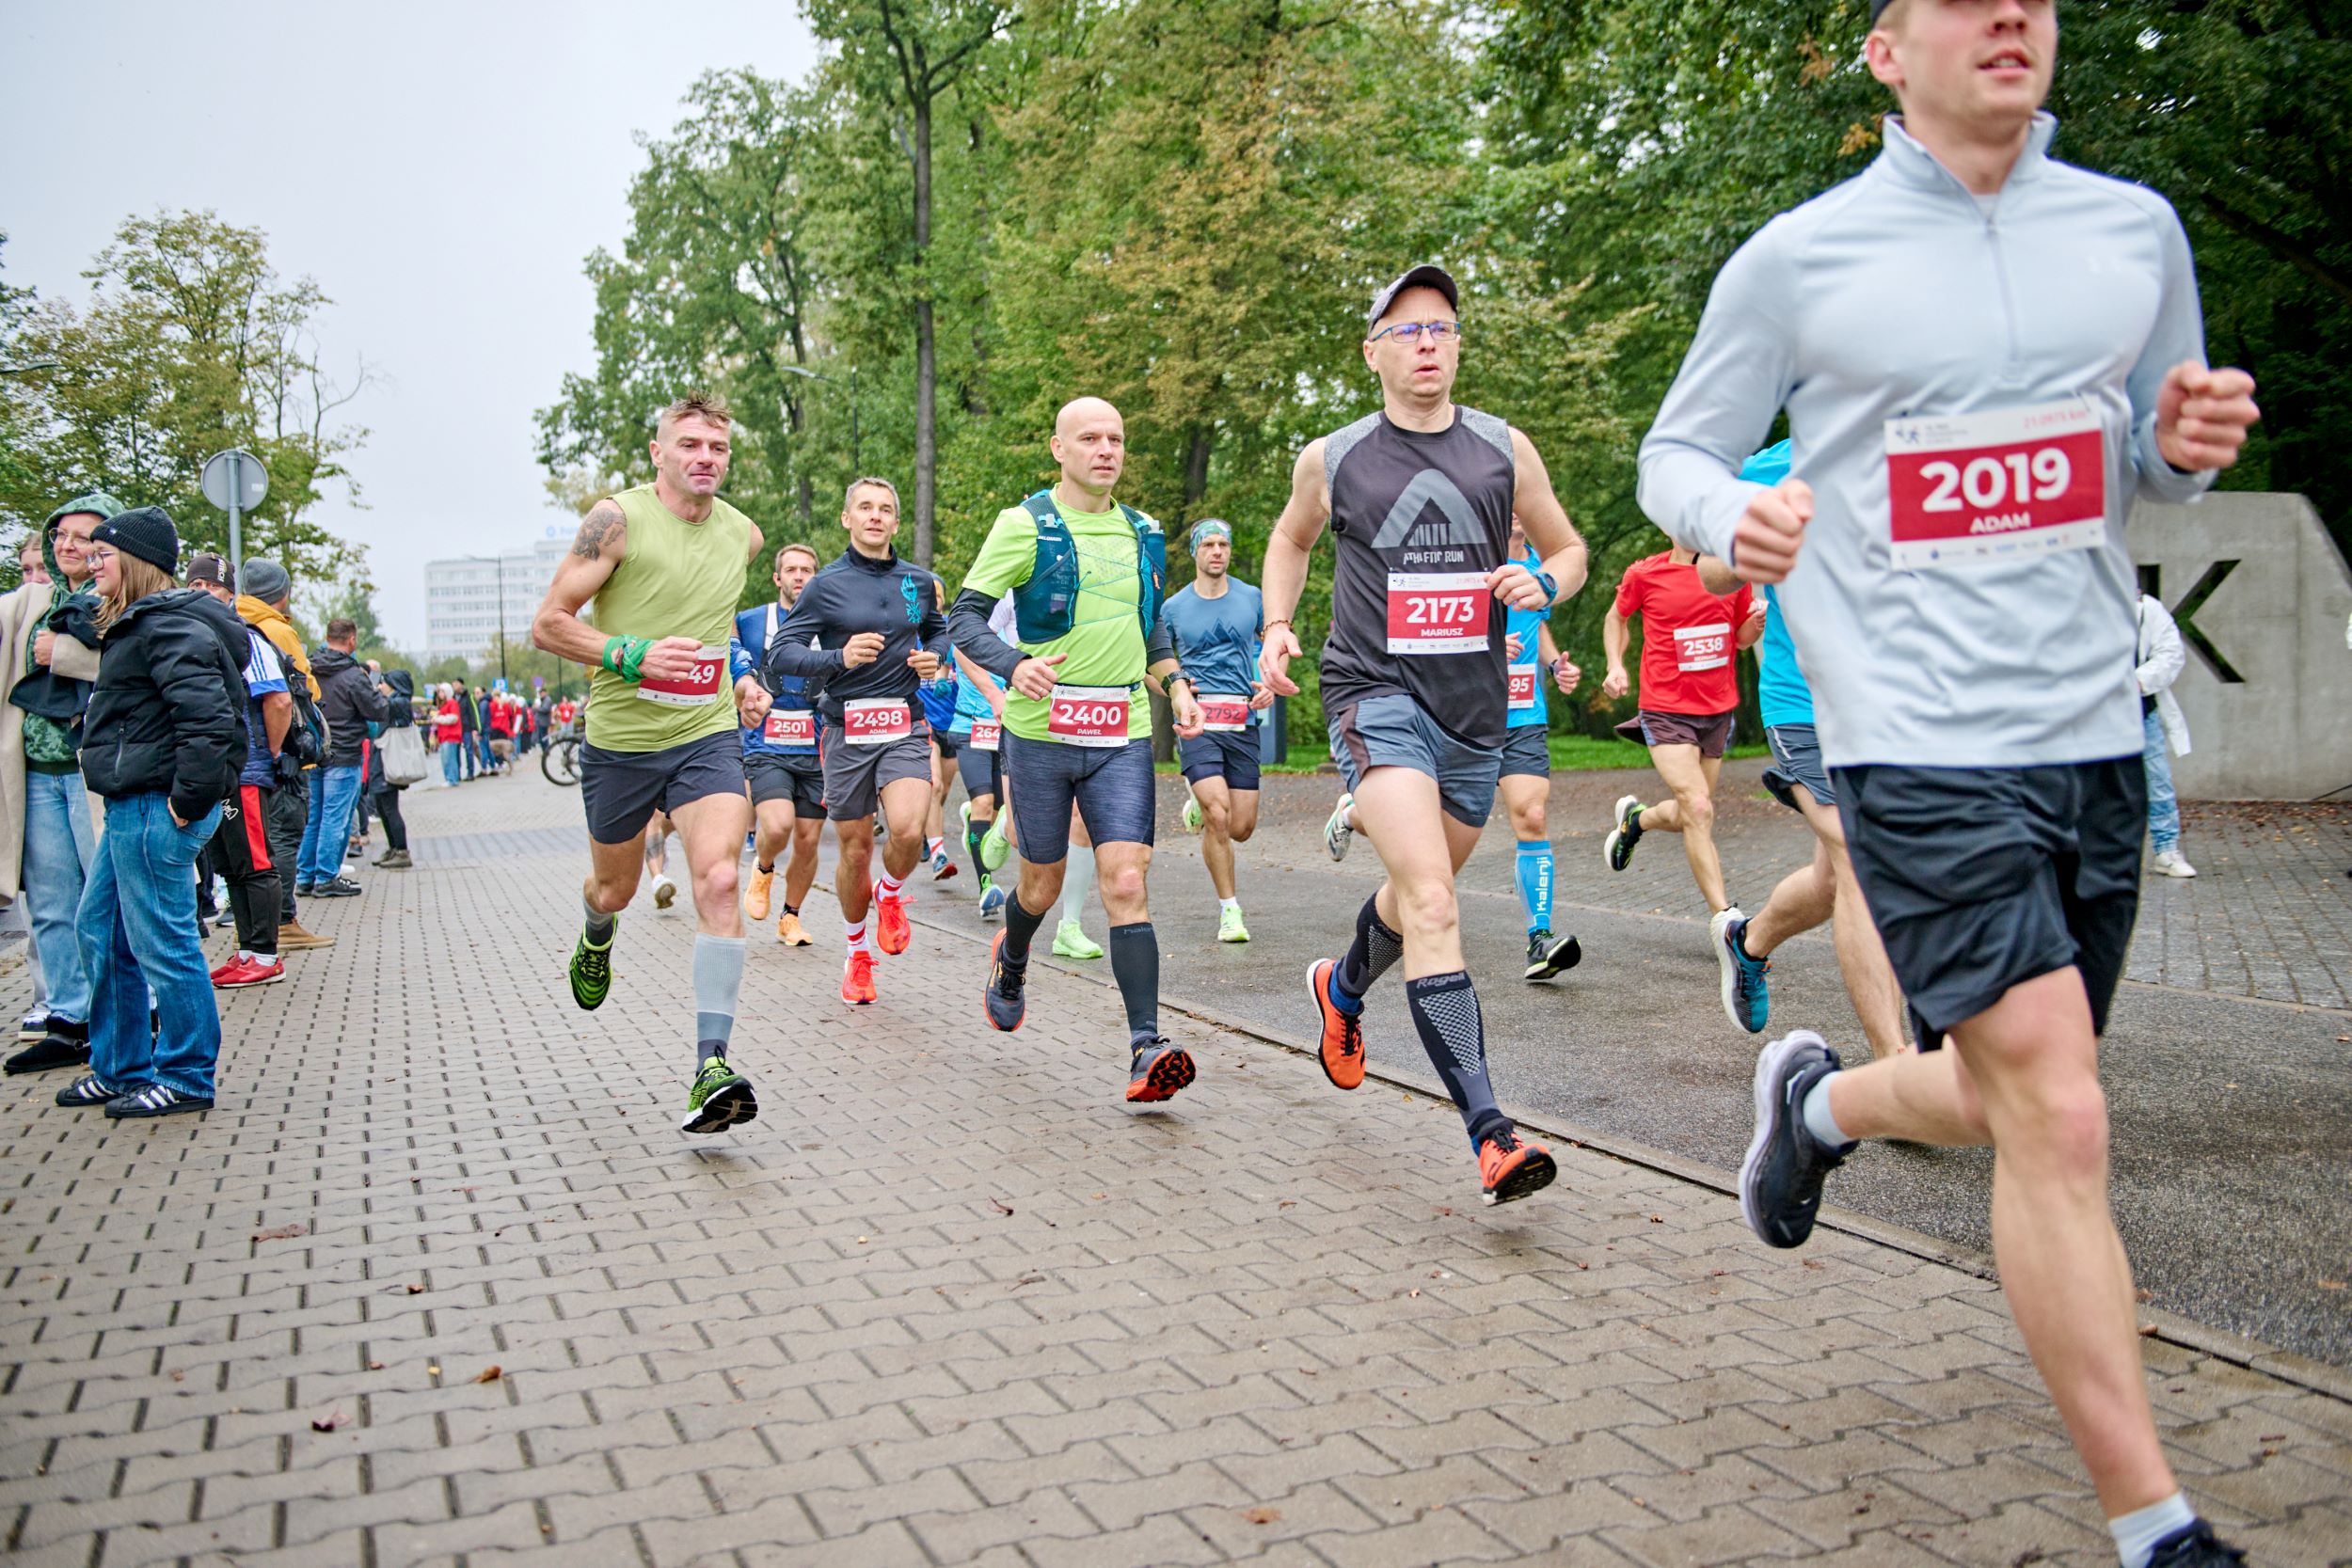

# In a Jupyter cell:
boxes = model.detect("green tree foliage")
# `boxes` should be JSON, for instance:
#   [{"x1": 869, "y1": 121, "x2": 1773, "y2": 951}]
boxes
[
  {"x1": 0, "y1": 212, "x2": 369, "y2": 578},
  {"x1": 543, "y1": 0, "x2": 2348, "y2": 735}
]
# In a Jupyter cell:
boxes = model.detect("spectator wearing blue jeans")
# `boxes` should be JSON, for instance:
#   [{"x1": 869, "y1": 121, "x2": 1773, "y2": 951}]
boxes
[
  {"x1": 1, "y1": 492, "x2": 116, "y2": 1075},
  {"x1": 298, "y1": 618, "x2": 389, "y2": 897},
  {"x1": 54, "y1": 505, "x2": 246, "y2": 1118}
]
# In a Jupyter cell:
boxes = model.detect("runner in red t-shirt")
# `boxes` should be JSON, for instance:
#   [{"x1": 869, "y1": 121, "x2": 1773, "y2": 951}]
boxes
[{"x1": 1598, "y1": 546, "x2": 1765, "y2": 919}]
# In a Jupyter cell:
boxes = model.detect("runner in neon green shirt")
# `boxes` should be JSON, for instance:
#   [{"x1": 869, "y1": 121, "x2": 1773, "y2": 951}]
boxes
[{"x1": 947, "y1": 397, "x2": 1206, "y2": 1105}]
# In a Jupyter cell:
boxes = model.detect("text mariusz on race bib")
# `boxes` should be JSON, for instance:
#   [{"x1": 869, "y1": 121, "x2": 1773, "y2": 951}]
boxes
[
  {"x1": 841, "y1": 699, "x2": 912, "y2": 746},
  {"x1": 635, "y1": 644, "x2": 727, "y2": 706},
  {"x1": 1385, "y1": 571, "x2": 1490, "y2": 656},
  {"x1": 1046, "y1": 685, "x2": 1131, "y2": 748},
  {"x1": 1885, "y1": 399, "x2": 2106, "y2": 570}
]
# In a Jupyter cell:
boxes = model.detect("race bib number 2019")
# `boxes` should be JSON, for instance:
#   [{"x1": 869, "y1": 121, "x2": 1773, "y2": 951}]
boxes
[
  {"x1": 1885, "y1": 399, "x2": 2107, "y2": 570},
  {"x1": 1385, "y1": 572, "x2": 1490, "y2": 656},
  {"x1": 636, "y1": 644, "x2": 726, "y2": 706}
]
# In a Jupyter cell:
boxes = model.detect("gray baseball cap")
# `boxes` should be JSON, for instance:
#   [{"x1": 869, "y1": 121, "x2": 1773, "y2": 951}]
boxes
[{"x1": 1366, "y1": 264, "x2": 1458, "y2": 336}]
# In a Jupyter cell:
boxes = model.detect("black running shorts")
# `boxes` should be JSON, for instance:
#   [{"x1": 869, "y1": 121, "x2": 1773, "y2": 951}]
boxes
[
  {"x1": 1834, "y1": 756, "x2": 2143, "y2": 1051},
  {"x1": 580, "y1": 731, "x2": 746, "y2": 846}
]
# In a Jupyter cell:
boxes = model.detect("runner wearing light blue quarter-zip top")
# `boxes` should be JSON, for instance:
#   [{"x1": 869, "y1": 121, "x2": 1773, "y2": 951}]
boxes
[{"x1": 1637, "y1": 5, "x2": 2259, "y2": 1564}]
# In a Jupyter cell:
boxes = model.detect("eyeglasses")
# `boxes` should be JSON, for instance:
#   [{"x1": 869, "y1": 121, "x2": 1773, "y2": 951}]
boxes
[
  {"x1": 1368, "y1": 320, "x2": 1463, "y2": 344},
  {"x1": 86, "y1": 546, "x2": 118, "y2": 567}
]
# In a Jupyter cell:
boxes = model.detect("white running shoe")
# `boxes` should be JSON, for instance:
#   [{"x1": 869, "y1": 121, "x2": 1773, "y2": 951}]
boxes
[
  {"x1": 1182, "y1": 789, "x2": 1203, "y2": 834},
  {"x1": 653, "y1": 875, "x2": 679, "y2": 909},
  {"x1": 2152, "y1": 850, "x2": 2198, "y2": 879},
  {"x1": 1324, "y1": 793, "x2": 1354, "y2": 862}
]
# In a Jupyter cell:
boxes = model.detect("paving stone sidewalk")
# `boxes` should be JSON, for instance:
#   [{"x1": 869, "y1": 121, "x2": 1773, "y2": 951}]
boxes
[{"x1": 2, "y1": 769, "x2": 2346, "y2": 1568}]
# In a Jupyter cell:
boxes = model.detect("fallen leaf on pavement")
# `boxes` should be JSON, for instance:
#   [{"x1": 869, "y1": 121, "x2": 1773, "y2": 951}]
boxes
[
  {"x1": 473, "y1": 1366, "x2": 502, "y2": 1384},
  {"x1": 2319, "y1": 1279, "x2": 2345, "y2": 1291},
  {"x1": 367, "y1": 1361, "x2": 385, "y2": 1371},
  {"x1": 252, "y1": 1223, "x2": 306, "y2": 1242},
  {"x1": 310, "y1": 1410, "x2": 344, "y2": 1433},
  {"x1": 1242, "y1": 1507, "x2": 1280, "y2": 1525},
  {"x1": 2138, "y1": 1323, "x2": 2160, "y2": 1338},
  {"x1": 988, "y1": 1197, "x2": 1014, "y2": 1215},
  {"x1": 405, "y1": 1284, "x2": 426, "y2": 1294}
]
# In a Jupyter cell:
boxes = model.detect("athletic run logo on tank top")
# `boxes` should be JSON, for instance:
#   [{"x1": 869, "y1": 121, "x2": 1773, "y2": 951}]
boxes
[{"x1": 1318, "y1": 407, "x2": 1516, "y2": 747}]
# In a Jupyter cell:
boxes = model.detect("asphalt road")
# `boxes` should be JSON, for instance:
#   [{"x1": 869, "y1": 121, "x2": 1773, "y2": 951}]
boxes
[{"x1": 868, "y1": 760, "x2": 2352, "y2": 1369}]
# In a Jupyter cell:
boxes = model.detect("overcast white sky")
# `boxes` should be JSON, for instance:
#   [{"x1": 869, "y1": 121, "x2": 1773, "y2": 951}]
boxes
[{"x1": 1, "y1": 1, "x2": 820, "y2": 648}]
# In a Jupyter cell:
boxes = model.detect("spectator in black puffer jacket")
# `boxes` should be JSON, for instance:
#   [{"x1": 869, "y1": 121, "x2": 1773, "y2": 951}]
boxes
[{"x1": 52, "y1": 507, "x2": 250, "y2": 1120}]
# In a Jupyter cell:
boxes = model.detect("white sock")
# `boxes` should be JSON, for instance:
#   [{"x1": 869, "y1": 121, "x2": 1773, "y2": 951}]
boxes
[
  {"x1": 926, "y1": 836, "x2": 944, "y2": 858},
  {"x1": 877, "y1": 869, "x2": 904, "y2": 898},
  {"x1": 2110, "y1": 1493, "x2": 2196, "y2": 1568},
  {"x1": 844, "y1": 920, "x2": 870, "y2": 955},
  {"x1": 1801, "y1": 1073, "x2": 1852, "y2": 1151},
  {"x1": 1218, "y1": 897, "x2": 1240, "y2": 914},
  {"x1": 1062, "y1": 847, "x2": 1094, "y2": 926}
]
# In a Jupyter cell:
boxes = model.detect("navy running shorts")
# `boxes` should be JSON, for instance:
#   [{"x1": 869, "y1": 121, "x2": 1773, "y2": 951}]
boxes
[
  {"x1": 1500, "y1": 724, "x2": 1550, "y2": 781},
  {"x1": 746, "y1": 752, "x2": 824, "y2": 815},
  {"x1": 1176, "y1": 728, "x2": 1262, "y2": 792},
  {"x1": 1001, "y1": 733, "x2": 1155, "y2": 863}
]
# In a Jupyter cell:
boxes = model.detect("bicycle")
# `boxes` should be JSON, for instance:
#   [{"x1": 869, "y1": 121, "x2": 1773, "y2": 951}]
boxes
[{"x1": 541, "y1": 734, "x2": 582, "y2": 787}]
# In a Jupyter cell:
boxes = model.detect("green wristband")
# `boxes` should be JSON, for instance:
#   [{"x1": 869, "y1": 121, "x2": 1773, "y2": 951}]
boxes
[
  {"x1": 617, "y1": 637, "x2": 651, "y2": 683},
  {"x1": 601, "y1": 636, "x2": 625, "y2": 673}
]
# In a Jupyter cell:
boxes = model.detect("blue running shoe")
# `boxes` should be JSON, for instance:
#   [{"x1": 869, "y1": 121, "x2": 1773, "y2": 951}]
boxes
[{"x1": 1711, "y1": 907, "x2": 1768, "y2": 1034}]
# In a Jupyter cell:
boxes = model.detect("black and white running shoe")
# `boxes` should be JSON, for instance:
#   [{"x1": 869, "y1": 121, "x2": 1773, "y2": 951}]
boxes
[
  {"x1": 105, "y1": 1084, "x2": 214, "y2": 1118},
  {"x1": 1739, "y1": 1030, "x2": 1848, "y2": 1249},
  {"x1": 1523, "y1": 929, "x2": 1582, "y2": 982}
]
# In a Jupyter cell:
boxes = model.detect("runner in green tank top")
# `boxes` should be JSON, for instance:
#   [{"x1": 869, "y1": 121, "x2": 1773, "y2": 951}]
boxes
[{"x1": 530, "y1": 391, "x2": 772, "y2": 1137}]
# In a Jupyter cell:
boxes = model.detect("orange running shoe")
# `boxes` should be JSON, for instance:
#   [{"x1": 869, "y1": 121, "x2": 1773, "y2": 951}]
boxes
[
  {"x1": 1308, "y1": 958, "x2": 1365, "y2": 1091},
  {"x1": 1125, "y1": 1037, "x2": 1196, "y2": 1103},
  {"x1": 1477, "y1": 1130, "x2": 1557, "y2": 1207},
  {"x1": 874, "y1": 884, "x2": 912, "y2": 955},
  {"x1": 744, "y1": 864, "x2": 774, "y2": 921},
  {"x1": 841, "y1": 949, "x2": 878, "y2": 1006}
]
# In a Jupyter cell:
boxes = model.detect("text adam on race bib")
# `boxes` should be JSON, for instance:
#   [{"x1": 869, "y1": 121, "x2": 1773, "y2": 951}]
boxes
[{"x1": 1884, "y1": 398, "x2": 2107, "y2": 570}]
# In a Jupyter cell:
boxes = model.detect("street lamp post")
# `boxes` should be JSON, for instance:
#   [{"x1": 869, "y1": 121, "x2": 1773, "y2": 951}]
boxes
[
  {"x1": 780, "y1": 361, "x2": 859, "y2": 472},
  {"x1": 462, "y1": 553, "x2": 507, "y2": 689}
]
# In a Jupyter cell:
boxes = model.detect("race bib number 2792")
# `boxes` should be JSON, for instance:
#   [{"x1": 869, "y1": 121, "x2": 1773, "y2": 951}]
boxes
[{"x1": 1885, "y1": 399, "x2": 2106, "y2": 570}]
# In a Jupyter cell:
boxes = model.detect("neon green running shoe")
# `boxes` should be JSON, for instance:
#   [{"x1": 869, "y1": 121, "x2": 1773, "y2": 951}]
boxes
[
  {"x1": 979, "y1": 813, "x2": 1011, "y2": 873},
  {"x1": 679, "y1": 1056, "x2": 758, "y2": 1134},
  {"x1": 1181, "y1": 790, "x2": 1203, "y2": 834},
  {"x1": 1053, "y1": 918, "x2": 1104, "y2": 960},
  {"x1": 1217, "y1": 904, "x2": 1250, "y2": 943},
  {"x1": 569, "y1": 922, "x2": 615, "y2": 1011}
]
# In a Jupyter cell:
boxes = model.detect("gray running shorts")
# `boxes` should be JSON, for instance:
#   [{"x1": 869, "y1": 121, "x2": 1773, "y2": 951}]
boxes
[
  {"x1": 1499, "y1": 724, "x2": 1550, "y2": 781},
  {"x1": 1761, "y1": 723, "x2": 1834, "y2": 812},
  {"x1": 819, "y1": 723, "x2": 933, "y2": 822},
  {"x1": 1327, "y1": 692, "x2": 1500, "y2": 828}
]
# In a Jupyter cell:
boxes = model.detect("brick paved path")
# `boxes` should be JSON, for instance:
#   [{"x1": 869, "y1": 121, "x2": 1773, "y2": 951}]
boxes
[{"x1": 3, "y1": 770, "x2": 2347, "y2": 1567}]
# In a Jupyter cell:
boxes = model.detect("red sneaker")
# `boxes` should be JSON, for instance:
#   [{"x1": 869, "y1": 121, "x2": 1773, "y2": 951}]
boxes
[
  {"x1": 215, "y1": 958, "x2": 286, "y2": 989},
  {"x1": 873, "y1": 885, "x2": 912, "y2": 955},
  {"x1": 209, "y1": 958, "x2": 244, "y2": 984},
  {"x1": 1477, "y1": 1130, "x2": 1558, "y2": 1208},
  {"x1": 841, "y1": 950, "x2": 878, "y2": 1006}
]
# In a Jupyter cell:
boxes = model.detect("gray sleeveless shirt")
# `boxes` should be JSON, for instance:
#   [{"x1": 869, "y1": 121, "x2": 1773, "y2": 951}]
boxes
[{"x1": 1317, "y1": 406, "x2": 1516, "y2": 746}]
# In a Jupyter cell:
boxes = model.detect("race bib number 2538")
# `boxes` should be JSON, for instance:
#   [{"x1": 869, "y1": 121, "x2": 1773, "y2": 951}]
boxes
[{"x1": 1885, "y1": 399, "x2": 2106, "y2": 570}]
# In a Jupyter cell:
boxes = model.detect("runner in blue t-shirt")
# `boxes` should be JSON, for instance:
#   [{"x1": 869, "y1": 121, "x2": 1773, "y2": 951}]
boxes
[
  {"x1": 732, "y1": 543, "x2": 825, "y2": 947},
  {"x1": 1497, "y1": 518, "x2": 1585, "y2": 981},
  {"x1": 918, "y1": 644, "x2": 964, "y2": 882},
  {"x1": 1701, "y1": 443, "x2": 1907, "y2": 1056},
  {"x1": 946, "y1": 597, "x2": 1016, "y2": 918},
  {"x1": 1160, "y1": 520, "x2": 1268, "y2": 943}
]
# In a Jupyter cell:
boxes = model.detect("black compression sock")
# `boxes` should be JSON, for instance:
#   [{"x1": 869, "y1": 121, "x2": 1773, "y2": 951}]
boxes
[
  {"x1": 1334, "y1": 893, "x2": 1404, "y2": 1001},
  {"x1": 1002, "y1": 888, "x2": 1046, "y2": 967},
  {"x1": 757, "y1": 860, "x2": 775, "y2": 875},
  {"x1": 966, "y1": 821, "x2": 989, "y2": 868},
  {"x1": 783, "y1": 902, "x2": 799, "y2": 917},
  {"x1": 1405, "y1": 970, "x2": 1507, "y2": 1150},
  {"x1": 1108, "y1": 923, "x2": 1160, "y2": 1041}
]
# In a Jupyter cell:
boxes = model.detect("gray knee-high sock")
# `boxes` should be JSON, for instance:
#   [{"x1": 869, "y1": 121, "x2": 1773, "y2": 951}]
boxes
[
  {"x1": 692, "y1": 934, "x2": 747, "y2": 1066},
  {"x1": 583, "y1": 894, "x2": 615, "y2": 944},
  {"x1": 1061, "y1": 846, "x2": 1094, "y2": 927},
  {"x1": 1108, "y1": 923, "x2": 1160, "y2": 1045},
  {"x1": 1405, "y1": 970, "x2": 1507, "y2": 1150}
]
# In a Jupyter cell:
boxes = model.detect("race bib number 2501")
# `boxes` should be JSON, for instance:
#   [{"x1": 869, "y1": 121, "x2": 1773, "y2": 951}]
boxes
[{"x1": 1885, "y1": 399, "x2": 2106, "y2": 570}]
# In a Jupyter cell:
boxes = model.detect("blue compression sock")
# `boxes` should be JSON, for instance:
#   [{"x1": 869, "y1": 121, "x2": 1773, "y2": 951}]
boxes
[{"x1": 1515, "y1": 840, "x2": 1554, "y2": 932}]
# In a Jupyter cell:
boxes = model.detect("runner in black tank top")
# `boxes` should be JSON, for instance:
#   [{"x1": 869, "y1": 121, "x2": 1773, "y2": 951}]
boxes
[{"x1": 1259, "y1": 264, "x2": 1591, "y2": 1209}]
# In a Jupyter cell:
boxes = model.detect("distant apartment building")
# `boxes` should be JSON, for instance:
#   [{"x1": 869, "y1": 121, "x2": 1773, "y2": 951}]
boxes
[{"x1": 423, "y1": 532, "x2": 571, "y2": 664}]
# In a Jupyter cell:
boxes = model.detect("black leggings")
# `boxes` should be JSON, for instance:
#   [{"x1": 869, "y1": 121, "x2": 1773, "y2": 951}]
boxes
[{"x1": 372, "y1": 785, "x2": 409, "y2": 852}]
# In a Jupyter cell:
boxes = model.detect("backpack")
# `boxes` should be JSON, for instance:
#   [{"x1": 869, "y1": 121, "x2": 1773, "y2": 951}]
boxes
[
  {"x1": 1008, "y1": 490, "x2": 1167, "y2": 645},
  {"x1": 272, "y1": 641, "x2": 331, "y2": 777}
]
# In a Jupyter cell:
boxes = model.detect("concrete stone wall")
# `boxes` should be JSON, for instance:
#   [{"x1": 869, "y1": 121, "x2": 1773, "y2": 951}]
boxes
[{"x1": 2130, "y1": 492, "x2": 2352, "y2": 801}]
